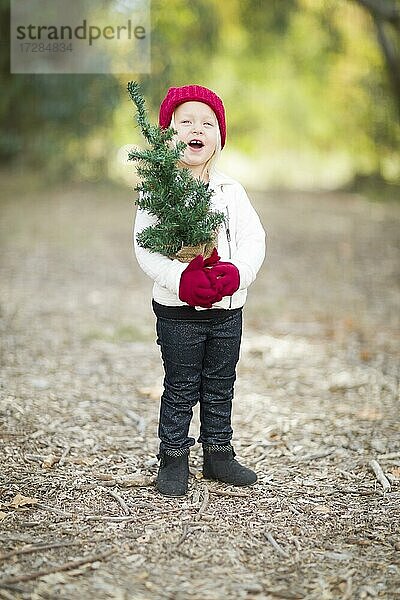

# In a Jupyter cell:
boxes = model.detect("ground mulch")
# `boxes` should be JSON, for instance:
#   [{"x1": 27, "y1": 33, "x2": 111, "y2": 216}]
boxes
[{"x1": 1, "y1": 173, "x2": 399, "y2": 599}]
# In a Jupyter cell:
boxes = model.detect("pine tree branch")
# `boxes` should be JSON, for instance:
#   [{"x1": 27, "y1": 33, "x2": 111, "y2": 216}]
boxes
[{"x1": 126, "y1": 81, "x2": 225, "y2": 257}]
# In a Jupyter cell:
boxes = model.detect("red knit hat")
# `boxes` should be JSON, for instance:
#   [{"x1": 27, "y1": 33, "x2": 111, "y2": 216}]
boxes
[{"x1": 159, "y1": 85, "x2": 226, "y2": 148}]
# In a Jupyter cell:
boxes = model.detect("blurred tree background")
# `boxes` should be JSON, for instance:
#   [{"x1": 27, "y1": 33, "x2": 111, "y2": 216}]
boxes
[{"x1": 1, "y1": 0, "x2": 399, "y2": 190}]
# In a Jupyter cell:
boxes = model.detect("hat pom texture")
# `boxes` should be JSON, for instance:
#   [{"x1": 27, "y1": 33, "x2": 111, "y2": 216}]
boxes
[{"x1": 159, "y1": 85, "x2": 226, "y2": 149}]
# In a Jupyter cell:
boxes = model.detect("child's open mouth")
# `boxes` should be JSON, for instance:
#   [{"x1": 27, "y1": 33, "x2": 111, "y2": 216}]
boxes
[{"x1": 188, "y1": 139, "x2": 204, "y2": 152}]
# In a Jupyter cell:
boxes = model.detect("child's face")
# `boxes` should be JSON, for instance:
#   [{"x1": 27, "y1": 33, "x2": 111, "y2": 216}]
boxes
[{"x1": 173, "y1": 101, "x2": 218, "y2": 173}]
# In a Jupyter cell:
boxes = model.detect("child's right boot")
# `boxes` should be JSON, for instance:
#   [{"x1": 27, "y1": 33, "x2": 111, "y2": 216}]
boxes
[{"x1": 155, "y1": 448, "x2": 190, "y2": 497}]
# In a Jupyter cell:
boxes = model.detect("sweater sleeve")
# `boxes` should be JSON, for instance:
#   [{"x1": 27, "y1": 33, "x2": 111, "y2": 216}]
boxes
[
  {"x1": 133, "y1": 207, "x2": 188, "y2": 296},
  {"x1": 229, "y1": 184, "x2": 266, "y2": 290}
]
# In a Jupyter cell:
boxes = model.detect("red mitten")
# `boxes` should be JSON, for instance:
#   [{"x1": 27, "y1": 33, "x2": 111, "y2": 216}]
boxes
[
  {"x1": 203, "y1": 247, "x2": 220, "y2": 267},
  {"x1": 208, "y1": 262, "x2": 240, "y2": 297},
  {"x1": 179, "y1": 254, "x2": 220, "y2": 309},
  {"x1": 203, "y1": 248, "x2": 223, "y2": 303}
]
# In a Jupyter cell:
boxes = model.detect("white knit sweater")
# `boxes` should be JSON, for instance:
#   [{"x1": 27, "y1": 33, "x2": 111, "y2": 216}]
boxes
[{"x1": 133, "y1": 169, "x2": 266, "y2": 310}]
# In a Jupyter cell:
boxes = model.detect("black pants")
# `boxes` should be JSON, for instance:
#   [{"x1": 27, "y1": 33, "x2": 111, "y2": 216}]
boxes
[{"x1": 155, "y1": 310, "x2": 243, "y2": 451}]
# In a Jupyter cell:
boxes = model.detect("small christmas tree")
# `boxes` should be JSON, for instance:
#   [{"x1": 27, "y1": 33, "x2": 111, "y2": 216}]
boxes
[{"x1": 127, "y1": 81, "x2": 225, "y2": 261}]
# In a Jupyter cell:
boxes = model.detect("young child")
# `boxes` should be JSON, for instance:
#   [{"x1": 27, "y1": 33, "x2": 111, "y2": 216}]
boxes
[{"x1": 133, "y1": 85, "x2": 266, "y2": 496}]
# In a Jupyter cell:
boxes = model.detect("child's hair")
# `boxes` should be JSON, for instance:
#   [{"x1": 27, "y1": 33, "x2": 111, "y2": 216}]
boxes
[{"x1": 170, "y1": 110, "x2": 222, "y2": 180}]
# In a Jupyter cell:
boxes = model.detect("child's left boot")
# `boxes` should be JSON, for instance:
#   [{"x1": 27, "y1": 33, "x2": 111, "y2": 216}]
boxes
[{"x1": 202, "y1": 444, "x2": 257, "y2": 486}]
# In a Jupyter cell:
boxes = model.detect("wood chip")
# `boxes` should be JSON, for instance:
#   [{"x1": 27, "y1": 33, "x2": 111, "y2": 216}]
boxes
[
  {"x1": 264, "y1": 531, "x2": 289, "y2": 558},
  {"x1": 369, "y1": 460, "x2": 391, "y2": 493},
  {"x1": 195, "y1": 484, "x2": 210, "y2": 520},
  {"x1": 0, "y1": 549, "x2": 115, "y2": 585},
  {"x1": 9, "y1": 494, "x2": 38, "y2": 508}
]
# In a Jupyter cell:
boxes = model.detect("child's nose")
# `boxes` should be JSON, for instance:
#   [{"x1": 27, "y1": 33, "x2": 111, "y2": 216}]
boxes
[{"x1": 192, "y1": 123, "x2": 203, "y2": 133}]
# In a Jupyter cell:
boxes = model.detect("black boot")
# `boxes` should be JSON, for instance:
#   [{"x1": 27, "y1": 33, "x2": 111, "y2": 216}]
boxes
[
  {"x1": 202, "y1": 444, "x2": 257, "y2": 486},
  {"x1": 156, "y1": 448, "x2": 190, "y2": 497}
]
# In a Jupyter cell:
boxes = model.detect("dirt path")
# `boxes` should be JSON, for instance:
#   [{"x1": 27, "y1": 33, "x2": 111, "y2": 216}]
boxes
[{"x1": 1, "y1": 174, "x2": 399, "y2": 599}]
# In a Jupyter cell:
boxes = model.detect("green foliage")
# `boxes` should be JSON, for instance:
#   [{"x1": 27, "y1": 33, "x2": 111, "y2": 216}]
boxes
[
  {"x1": 0, "y1": 0, "x2": 120, "y2": 179},
  {"x1": 127, "y1": 81, "x2": 225, "y2": 256},
  {"x1": 1, "y1": 0, "x2": 399, "y2": 185},
  {"x1": 140, "y1": 0, "x2": 221, "y2": 107}
]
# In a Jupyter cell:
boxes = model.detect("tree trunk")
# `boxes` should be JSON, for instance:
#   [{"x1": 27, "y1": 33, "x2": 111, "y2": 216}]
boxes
[{"x1": 355, "y1": 0, "x2": 400, "y2": 119}]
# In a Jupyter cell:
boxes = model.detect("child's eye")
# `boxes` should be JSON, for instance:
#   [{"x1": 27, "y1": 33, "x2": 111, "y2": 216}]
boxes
[{"x1": 205, "y1": 122, "x2": 213, "y2": 126}]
